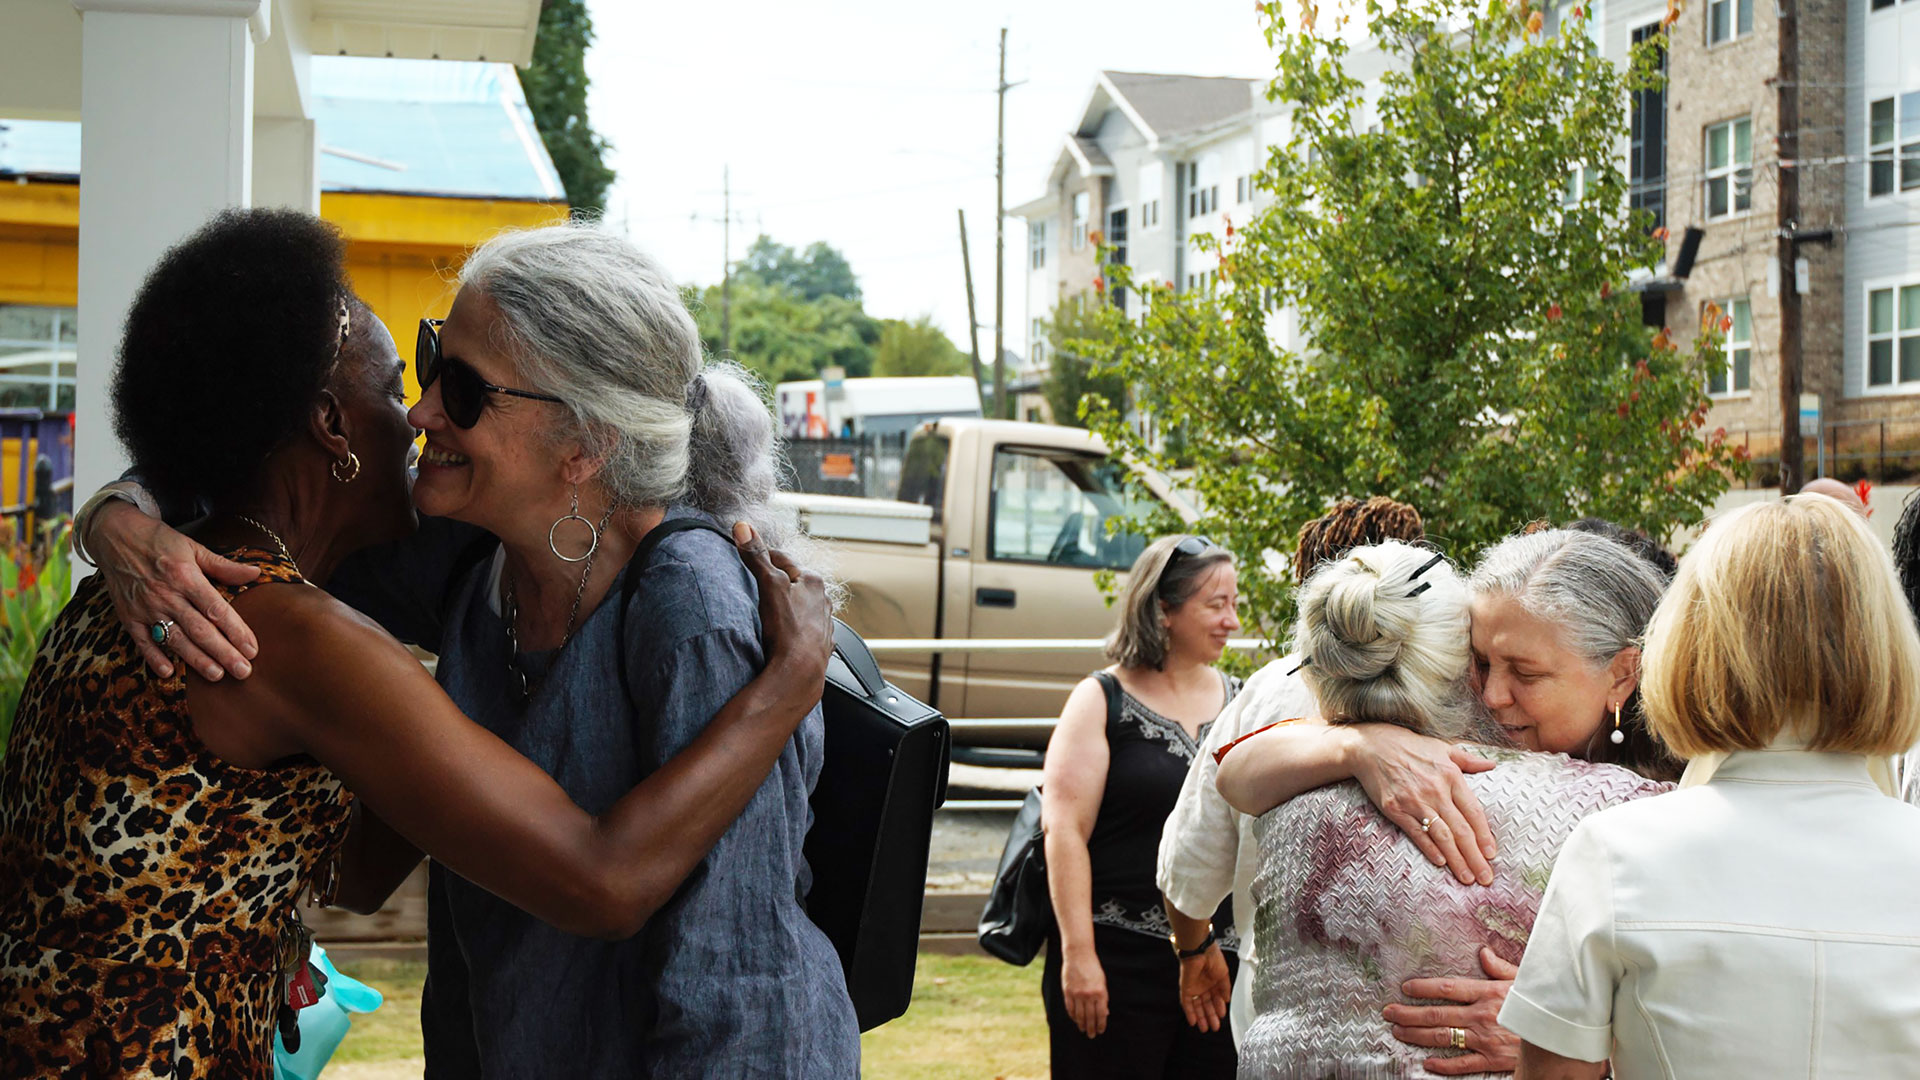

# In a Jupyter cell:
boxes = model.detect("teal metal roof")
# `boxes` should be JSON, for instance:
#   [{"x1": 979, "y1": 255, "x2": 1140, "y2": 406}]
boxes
[{"x1": 0, "y1": 57, "x2": 564, "y2": 202}]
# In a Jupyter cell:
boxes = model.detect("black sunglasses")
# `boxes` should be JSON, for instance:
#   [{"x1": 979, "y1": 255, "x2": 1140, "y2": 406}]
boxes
[
  {"x1": 1169, "y1": 535, "x2": 1218, "y2": 563},
  {"x1": 417, "y1": 318, "x2": 566, "y2": 429}
]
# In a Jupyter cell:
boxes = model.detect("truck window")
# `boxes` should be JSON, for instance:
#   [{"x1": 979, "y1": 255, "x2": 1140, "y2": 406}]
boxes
[
  {"x1": 896, "y1": 432, "x2": 950, "y2": 523},
  {"x1": 987, "y1": 448, "x2": 1155, "y2": 570}
]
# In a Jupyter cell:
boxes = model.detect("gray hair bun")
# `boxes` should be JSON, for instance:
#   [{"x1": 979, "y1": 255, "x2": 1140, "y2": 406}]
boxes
[{"x1": 1294, "y1": 541, "x2": 1475, "y2": 737}]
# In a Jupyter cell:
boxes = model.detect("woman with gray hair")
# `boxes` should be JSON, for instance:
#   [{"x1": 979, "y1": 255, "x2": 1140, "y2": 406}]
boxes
[
  {"x1": 78, "y1": 221, "x2": 859, "y2": 1076},
  {"x1": 1040, "y1": 534, "x2": 1246, "y2": 1078},
  {"x1": 1215, "y1": 540, "x2": 1670, "y2": 1078},
  {"x1": 1216, "y1": 529, "x2": 1679, "y2": 1074}
]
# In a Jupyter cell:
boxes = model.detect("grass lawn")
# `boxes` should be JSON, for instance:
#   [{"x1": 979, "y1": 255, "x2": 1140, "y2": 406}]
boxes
[{"x1": 325, "y1": 951, "x2": 1047, "y2": 1079}]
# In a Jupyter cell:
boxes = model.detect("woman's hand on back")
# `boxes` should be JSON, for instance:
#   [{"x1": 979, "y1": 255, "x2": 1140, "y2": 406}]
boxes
[
  {"x1": 88, "y1": 498, "x2": 260, "y2": 681},
  {"x1": 1347, "y1": 723, "x2": 1499, "y2": 886},
  {"x1": 1384, "y1": 945, "x2": 1520, "y2": 1075}
]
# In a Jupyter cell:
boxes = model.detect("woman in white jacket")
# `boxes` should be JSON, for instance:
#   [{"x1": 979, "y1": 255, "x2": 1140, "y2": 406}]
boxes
[{"x1": 1505, "y1": 494, "x2": 1920, "y2": 1078}]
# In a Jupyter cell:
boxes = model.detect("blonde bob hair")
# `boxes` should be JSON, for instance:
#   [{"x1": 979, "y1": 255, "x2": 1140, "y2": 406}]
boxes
[
  {"x1": 1105, "y1": 535, "x2": 1234, "y2": 670},
  {"x1": 1641, "y1": 495, "x2": 1920, "y2": 758},
  {"x1": 1293, "y1": 541, "x2": 1477, "y2": 739}
]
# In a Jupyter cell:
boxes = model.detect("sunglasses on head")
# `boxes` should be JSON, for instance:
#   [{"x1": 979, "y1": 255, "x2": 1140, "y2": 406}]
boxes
[
  {"x1": 416, "y1": 318, "x2": 567, "y2": 429},
  {"x1": 1169, "y1": 535, "x2": 1218, "y2": 563}
]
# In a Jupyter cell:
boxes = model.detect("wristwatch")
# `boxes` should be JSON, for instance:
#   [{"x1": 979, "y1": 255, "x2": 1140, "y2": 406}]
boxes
[{"x1": 1171, "y1": 926, "x2": 1216, "y2": 959}]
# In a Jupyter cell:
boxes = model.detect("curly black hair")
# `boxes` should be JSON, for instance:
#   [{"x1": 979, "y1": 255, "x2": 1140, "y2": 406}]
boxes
[
  {"x1": 1893, "y1": 492, "x2": 1920, "y2": 630},
  {"x1": 1564, "y1": 517, "x2": 1679, "y2": 581},
  {"x1": 112, "y1": 208, "x2": 350, "y2": 507}
]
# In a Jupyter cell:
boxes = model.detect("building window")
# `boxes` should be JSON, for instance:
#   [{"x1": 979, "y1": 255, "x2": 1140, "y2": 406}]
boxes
[
  {"x1": 1707, "y1": 298, "x2": 1751, "y2": 396},
  {"x1": 0, "y1": 305, "x2": 77, "y2": 411},
  {"x1": 1236, "y1": 176, "x2": 1253, "y2": 203},
  {"x1": 1071, "y1": 192, "x2": 1090, "y2": 250},
  {"x1": 1563, "y1": 165, "x2": 1591, "y2": 208},
  {"x1": 1868, "y1": 93, "x2": 1920, "y2": 197},
  {"x1": 1141, "y1": 199, "x2": 1160, "y2": 229},
  {"x1": 1029, "y1": 221, "x2": 1047, "y2": 270},
  {"x1": 1031, "y1": 318, "x2": 1048, "y2": 368},
  {"x1": 1706, "y1": 0, "x2": 1752, "y2": 44},
  {"x1": 1867, "y1": 284, "x2": 1920, "y2": 388},
  {"x1": 1185, "y1": 163, "x2": 1218, "y2": 219},
  {"x1": 1703, "y1": 118, "x2": 1752, "y2": 220},
  {"x1": 1628, "y1": 24, "x2": 1666, "y2": 233},
  {"x1": 1107, "y1": 208, "x2": 1128, "y2": 266}
]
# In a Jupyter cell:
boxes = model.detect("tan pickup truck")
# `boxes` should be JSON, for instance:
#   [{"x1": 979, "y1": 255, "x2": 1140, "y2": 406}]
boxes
[{"x1": 774, "y1": 418, "x2": 1194, "y2": 723}]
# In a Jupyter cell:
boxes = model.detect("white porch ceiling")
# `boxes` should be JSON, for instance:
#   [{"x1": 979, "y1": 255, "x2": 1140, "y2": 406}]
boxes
[{"x1": 0, "y1": 0, "x2": 542, "y2": 122}]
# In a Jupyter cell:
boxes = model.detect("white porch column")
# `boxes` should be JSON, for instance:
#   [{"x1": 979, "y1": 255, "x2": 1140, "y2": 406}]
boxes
[
  {"x1": 72, "y1": 0, "x2": 265, "y2": 503},
  {"x1": 252, "y1": 117, "x2": 319, "y2": 212}
]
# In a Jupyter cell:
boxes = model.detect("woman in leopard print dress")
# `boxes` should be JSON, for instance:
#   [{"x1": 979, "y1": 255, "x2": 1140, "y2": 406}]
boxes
[{"x1": 0, "y1": 210, "x2": 832, "y2": 1078}]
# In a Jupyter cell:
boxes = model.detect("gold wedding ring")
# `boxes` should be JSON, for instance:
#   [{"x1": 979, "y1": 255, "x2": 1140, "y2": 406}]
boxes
[{"x1": 1449, "y1": 1026, "x2": 1468, "y2": 1050}]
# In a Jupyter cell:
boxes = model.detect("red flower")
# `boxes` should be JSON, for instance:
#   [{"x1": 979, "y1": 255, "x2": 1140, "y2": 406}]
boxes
[
  {"x1": 1652, "y1": 226, "x2": 1670, "y2": 242},
  {"x1": 1547, "y1": 303, "x2": 1563, "y2": 321},
  {"x1": 1224, "y1": 216, "x2": 1235, "y2": 240},
  {"x1": 1856, "y1": 478, "x2": 1875, "y2": 515},
  {"x1": 1601, "y1": 282, "x2": 1613, "y2": 299},
  {"x1": 1617, "y1": 401, "x2": 1630, "y2": 417},
  {"x1": 1093, "y1": 276, "x2": 1107, "y2": 294}
]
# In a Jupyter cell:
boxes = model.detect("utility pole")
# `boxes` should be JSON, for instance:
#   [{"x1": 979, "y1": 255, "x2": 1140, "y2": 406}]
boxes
[
  {"x1": 1776, "y1": 0, "x2": 1803, "y2": 494},
  {"x1": 994, "y1": 27, "x2": 1010, "y2": 419},
  {"x1": 958, "y1": 209, "x2": 989, "y2": 403},
  {"x1": 690, "y1": 166, "x2": 746, "y2": 358},
  {"x1": 722, "y1": 165, "x2": 733, "y2": 359}
]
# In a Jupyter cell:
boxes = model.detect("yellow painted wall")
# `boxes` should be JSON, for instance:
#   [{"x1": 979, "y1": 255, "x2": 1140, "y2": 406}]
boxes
[{"x1": 0, "y1": 182, "x2": 568, "y2": 403}]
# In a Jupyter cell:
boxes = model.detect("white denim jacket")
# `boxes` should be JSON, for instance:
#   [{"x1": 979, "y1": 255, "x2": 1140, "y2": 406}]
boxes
[{"x1": 1501, "y1": 744, "x2": 1920, "y2": 1078}]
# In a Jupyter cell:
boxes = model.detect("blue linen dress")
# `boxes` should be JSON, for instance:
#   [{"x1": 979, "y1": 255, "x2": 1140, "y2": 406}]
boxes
[{"x1": 328, "y1": 506, "x2": 860, "y2": 1078}]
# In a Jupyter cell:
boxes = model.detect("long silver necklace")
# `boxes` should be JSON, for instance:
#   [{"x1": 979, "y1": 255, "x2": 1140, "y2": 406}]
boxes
[{"x1": 502, "y1": 507, "x2": 613, "y2": 700}]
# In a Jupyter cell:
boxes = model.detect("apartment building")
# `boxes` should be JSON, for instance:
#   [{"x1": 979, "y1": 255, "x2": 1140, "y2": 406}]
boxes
[
  {"x1": 1649, "y1": 0, "x2": 1861, "y2": 475},
  {"x1": 1022, "y1": 5, "x2": 1918, "y2": 477},
  {"x1": 1009, "y1": 71, "x2": 1272, "y2": 419}
]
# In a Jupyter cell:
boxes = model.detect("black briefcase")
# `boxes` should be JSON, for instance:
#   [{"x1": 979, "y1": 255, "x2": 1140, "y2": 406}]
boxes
[{"x1": 804, "y1": 619, "x2": 950, "y2": 1031}]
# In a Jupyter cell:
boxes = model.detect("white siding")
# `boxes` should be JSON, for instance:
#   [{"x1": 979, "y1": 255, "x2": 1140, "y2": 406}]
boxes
[{"x1": 1845, "y1": 0, "x2": 1920, "y2": 399}]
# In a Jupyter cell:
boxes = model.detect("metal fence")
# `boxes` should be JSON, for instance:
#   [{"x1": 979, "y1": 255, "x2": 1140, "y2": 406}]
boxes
[
  {"x1": 1730, "y1": 415, "x2": 1920, "y2": 487},
  {"x1": 779, "y1": 433, "x2": 909, "y2": 499},
  {"x1": 871, "y1": 637, "x2": 1273, "y2": 811}
]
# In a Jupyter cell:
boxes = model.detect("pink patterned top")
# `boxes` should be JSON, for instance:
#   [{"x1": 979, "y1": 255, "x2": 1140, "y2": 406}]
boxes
[{"x1": 1238, "y1": 745, "x2": 1671, "y2": 1079}]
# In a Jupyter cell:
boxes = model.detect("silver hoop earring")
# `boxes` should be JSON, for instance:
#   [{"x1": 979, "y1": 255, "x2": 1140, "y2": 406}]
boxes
[{"x1": 549, "y1": 486, "x2": 600, "y2": 564}]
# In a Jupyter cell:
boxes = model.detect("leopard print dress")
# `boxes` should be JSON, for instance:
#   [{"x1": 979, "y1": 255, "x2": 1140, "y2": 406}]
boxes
[{"x1": 0, "y1": 549, "x2": 351, "y2": 1079}]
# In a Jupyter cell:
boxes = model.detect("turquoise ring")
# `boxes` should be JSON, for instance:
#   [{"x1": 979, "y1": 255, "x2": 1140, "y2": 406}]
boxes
[{"x1": 149, "y1": 620, "x2": 173, "y2": 645}]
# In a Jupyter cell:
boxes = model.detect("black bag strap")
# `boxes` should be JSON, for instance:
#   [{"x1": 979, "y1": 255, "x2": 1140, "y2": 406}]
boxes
[
  {"x1": 616, "y1": 517, "x2": 737, "y2": 703},
  {"x1": 441, "y1": 532, "x2": 503, "y2": 624},
  {"x1": 1092, "y1": 671, "x2": 1123, "y2": 735}
]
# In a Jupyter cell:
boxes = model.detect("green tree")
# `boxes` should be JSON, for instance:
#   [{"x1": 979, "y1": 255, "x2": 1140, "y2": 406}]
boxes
[
  {"x1": 874, "y1": 316, "x2": 970, "y2": 377},
  {"x1": 1082, "y1": 0, "x2": 1745, "y2": 642},
  {"x1": 691, "y1": 274, "x2": 878, "y2": 385},
  {"x1": 518, "y1": 0, "x2": 615, "y2": 215},
  {"x1": 1040, "y1": 294, "x2": 1130, "y2": 429},
  {"x1": 741, "y1": 236, "x2": 863, "y2": 302}
]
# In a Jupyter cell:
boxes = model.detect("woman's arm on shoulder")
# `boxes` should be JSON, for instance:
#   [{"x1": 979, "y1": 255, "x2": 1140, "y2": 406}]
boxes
[
  {"x1": 1215, "y1": 720, "x2": 1498, "y2": 886},
  {"x1": 233, "y1": 541, "x2": 830, "y2": 940}
]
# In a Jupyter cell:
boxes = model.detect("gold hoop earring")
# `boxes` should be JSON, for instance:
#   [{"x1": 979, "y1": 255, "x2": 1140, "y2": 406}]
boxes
[
  {"x1": 1609, "y1": 701, "x2": 1625, "y2": 745},
  {"x1": 331, "y1": 451, "x2": 361, "y2": 483}
]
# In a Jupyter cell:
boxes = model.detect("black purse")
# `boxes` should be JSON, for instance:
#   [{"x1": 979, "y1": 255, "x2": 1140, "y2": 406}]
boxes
[{"x1": 977, "y1": 672, "x2": 1121, "y2": 965}]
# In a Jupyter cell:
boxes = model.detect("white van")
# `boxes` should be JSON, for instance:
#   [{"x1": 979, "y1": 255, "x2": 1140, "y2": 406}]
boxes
[{"x1": 775, "y1": 375, "x2": 982, "y2": 441}]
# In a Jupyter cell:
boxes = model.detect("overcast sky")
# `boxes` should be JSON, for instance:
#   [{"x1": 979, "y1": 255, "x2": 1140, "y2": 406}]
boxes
[{"x1": 584, "y1": 0, "x2": 1278, "y2": 361}]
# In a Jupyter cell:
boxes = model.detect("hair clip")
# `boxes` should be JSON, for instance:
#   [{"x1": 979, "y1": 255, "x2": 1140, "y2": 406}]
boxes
[
  {"x1": 1286, "y1": 656, "x2": 1313, "y2": 676},
  {"x1": 1406, "y1": 581, "x2": 1433, "y2": 598},
  {"x1": 1408, "y1": 552, "x2": 1446, "y2": 580}
]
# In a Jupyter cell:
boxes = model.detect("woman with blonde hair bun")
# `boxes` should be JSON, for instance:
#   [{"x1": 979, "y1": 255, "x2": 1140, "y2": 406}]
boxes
[
  {"x1": 1505, "y1": 496, "x2": 1920, "y2": 1078},
  {"x1": 1218, "y1": 541, "x2": 1669, "y2": 1078}
]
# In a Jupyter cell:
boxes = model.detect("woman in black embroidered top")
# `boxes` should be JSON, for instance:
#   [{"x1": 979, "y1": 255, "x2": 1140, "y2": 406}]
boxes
[{"x1": 1040, "y1": 534, "x2": 1245, "y2": 1079}]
